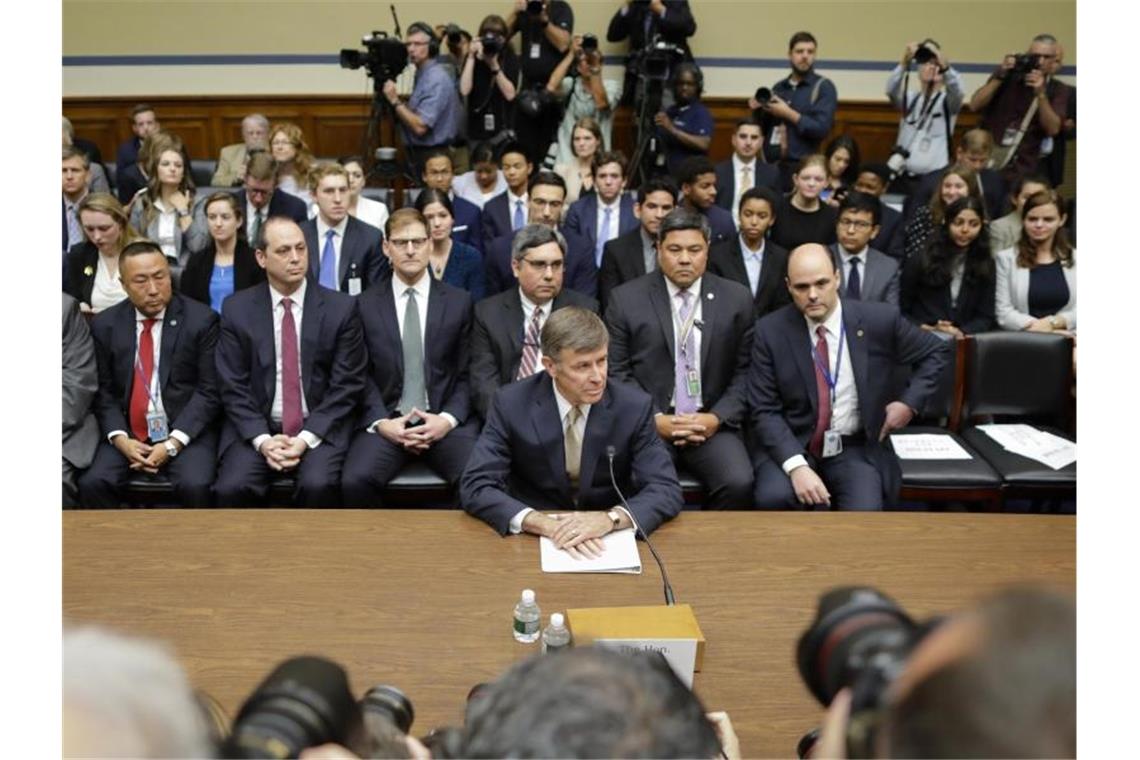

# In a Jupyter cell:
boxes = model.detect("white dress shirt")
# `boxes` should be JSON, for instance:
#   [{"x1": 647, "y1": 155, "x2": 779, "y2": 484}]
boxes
[
  {"x1": 664, "y1": 276, "x2": 703, "y2": 409},
  {"x1": 315, "y1": 215, "x2": 349, "y2": 283},
  {"x1": 90, "y1": 254, "x2": 128, "y2": 312},
  {"x1": 106, "y1": 307, "x2": 190, "y2": 447},
  {"x1": 351, "y1": 195, "x2": 389, "y2": 233},
  {"x1": 782, "y1": 299, "x2": 861, "y2": 474},
  {"x1": 738, "y1": 234, "x2": 765, "y2": 296},
  {"x1": 152, "y1": 198, "x2": 179, "y2": 261},
  {"x1": 595, "y1": 197, "x2": 622, "y2": 254},
  {"x1": 252, "y1": 280, "x2": 321, "y2": 452},
  {"x1": 507, "y1": 190, "x2": 529, "y2": 226}
]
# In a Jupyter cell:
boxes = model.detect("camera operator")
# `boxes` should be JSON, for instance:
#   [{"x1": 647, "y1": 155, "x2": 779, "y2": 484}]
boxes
[
  {"x1": 884, "y1": 40, "x2": 963, "y2": 197},
  {"x1": 606, "y1": 1, "x2": 696, "y2": 106},
  {"x1": 654, "y1": 62, "x2": 713, "y2": 175},
  {"x1": 460, "y1": 15, "x2": 519, "y2": 149},
  {"x1": 754, "y1": 32, "x2": 838, "y2": 192},
  {"x1": 383, "y1": 22, "x2": 464, "y2": 181},
  {"x1": 968, "y1": 34, "x2": 1072, "y2": 186},
  {"x1": 506, "y1": 0, "x2": 575, "y2": 166},
  {"x1": 544, "y1": 33, "x2": 623, "y2": 168}
]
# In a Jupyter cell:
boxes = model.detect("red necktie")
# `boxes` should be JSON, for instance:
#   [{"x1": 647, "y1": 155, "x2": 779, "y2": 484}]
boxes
[
  {"x1": 809, "y1": 325, "x2": 832, "y2": 458},
  {"x1": 129, "y1": 318, "x2": 157, "y2": 441},
  {"x1": 280, "y1": 297, "x2": 303, "y2": 436}
]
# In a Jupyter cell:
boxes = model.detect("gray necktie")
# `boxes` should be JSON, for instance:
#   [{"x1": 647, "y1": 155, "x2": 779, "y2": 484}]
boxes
[{"x1": 397, "y1": 288, "x2": 427, "y2": 414}]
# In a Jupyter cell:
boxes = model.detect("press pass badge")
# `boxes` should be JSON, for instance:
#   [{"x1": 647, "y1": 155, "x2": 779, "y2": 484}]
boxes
[
  {"x1": 822, "y1": 430, "x2": 843, "y2": 458},
  {"x1": 484, "y1": 112, "x2": 495, "y2": 132},
  {"x1": 348, "y1": 277, "x2": 362, "y2": 296},
  {"x1": 919, "y1": 137, "x2": 932, "y2": 153},
  {"x1": 146, "y1": 411, "x2": 170, "y2": 442},
  {"x1": 685, "y1": 369, "x2": 701, "y2": 399},
  {"x1": 530, "y1": 43, "x2": 541, "y2": 59}
]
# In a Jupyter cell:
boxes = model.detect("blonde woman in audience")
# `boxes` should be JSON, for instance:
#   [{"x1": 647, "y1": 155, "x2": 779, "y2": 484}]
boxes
[
  {"x1": 994, "y1": 189, "x2": 1075, "y2": 333},
  {"x1": 127, "y1": 136, "x2": 209, "y2": 268},
  {"x1": 65, "y1": 193, "x2": 139, "y2": 313},
  {"x1": 552, "y1": 117, "x2": 603, "y2": 206},
  {"x1": 903, "y1": 163, "x2": 984, "y2": 263},
  {"x1": 341, "y1": 155, "x2": 390, "y2": 232},
  {"x1": 269, "y1": 122, "x2": 315, "y2": 205}
]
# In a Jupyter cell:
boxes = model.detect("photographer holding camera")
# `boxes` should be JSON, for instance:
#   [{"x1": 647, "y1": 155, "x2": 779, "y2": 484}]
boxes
[
  {"x1": 969, "y1": 34, "x2": 1072, "y2": 185},
  {"x1": 506, "y1": 0, "x2": 575, "y2": 165},
  {"x1": 460, "y1": 15, "x2": 519, "y2": 148},
  {"x1": 884, "y1": 39, "x2": 963, "y2": 197},
  {"x1": 544, "y1": 33, "x2": 623, "y2": 168}
]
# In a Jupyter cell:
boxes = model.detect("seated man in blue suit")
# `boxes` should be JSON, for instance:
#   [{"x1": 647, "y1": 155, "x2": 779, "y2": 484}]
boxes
[
  {"x1": 300, "y1": 163, "x2": 387, "y2": 295},
  {"x1": 561, "y1": 150, "x2": 638, "y2": 271},
  {"x1": 678, "y1": 156, "x2": 736, "y2": 244},
  {"x1": 421, "y1": 149, "x2": 484, "y2": 255},
  {"x1": 461, "y1": 307, "x2": 682, "y2": 557},
  {"x1": 748, "y1": 243, "x2": 949, "y2": 511},
  {"x1": 341, "y1": 209, "x2": 479, "y2": 505},
  {"x1": 234, "y1": 151, "x2": 308, "y2": 243},
  {"x1": 214, "y1": 217, "x2": 367, "y2": 507}
]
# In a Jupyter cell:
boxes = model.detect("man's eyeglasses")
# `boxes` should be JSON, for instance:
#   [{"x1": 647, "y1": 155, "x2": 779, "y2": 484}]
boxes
[
  {"x1": 838, "y1": 219, "x2": 874, "y2": 231},
  {"x1": 390, "y1": 237, "x2": 428, "y2": 249},
  {"x1": 521, "y1": 258, "x2": 563, "y2": 273}
]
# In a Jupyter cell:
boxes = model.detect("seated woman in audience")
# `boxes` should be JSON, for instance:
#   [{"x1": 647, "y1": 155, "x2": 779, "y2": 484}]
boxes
[
  {"x1": 180, "y1": 192, "x2": 265, "y2": 313},
  {"x1": 770, "y1": 154, "x2": 838, "y2": 250},
  {"x1": 994, "y1": 189, "x2": 1075, "y2": 333},
  {"x1": 127, "y1": 136, "x2": 209, "y2": 267},
  {"x1": 552, "y1": 117, "x2": 603, "y2": 206},
  {"x1": 546, "y1": 35, "x2": 621, "y2": 172},
  {"x1": 340, "y1": 155, "x2": 390, "y2": 233},
  {"x1": 268, "y1": 122, "x2": 314, "y2": 205},
  {"x1": 903, "y1": 163, "x2": 982, "y2": 263},
  {"x1": 901, "y1": 196, "x2": 995, "y2": 338},
  {"x1": 415, "y1": 188, "x2": 486, "y2": 302},
  {"x1": 453, "y1": 141, "x2": 508, "y2": 209},
  {"x1": 821, "y1": 135, "x2": 861, "y2": 207},
  {"x1": 65, "y1": 193, "x2": 139, "y2": 313}
]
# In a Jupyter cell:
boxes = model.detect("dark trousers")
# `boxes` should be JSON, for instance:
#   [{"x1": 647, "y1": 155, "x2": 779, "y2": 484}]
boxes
[
  {"x1": 341, "y1": 421, "x2": 479, "y2": 507},
  {"x1": 669, "y1": 429, "x2": 754, "y2": 509},
  {"x1": 752, "y1": 441, "x2": 883, "y2": 511},
  {"x1": 214, "y1": 435, "x2": 347, "y2": 507},
  {"x1": 78, "y1": 430, "x2": 217, "y2": 508}
]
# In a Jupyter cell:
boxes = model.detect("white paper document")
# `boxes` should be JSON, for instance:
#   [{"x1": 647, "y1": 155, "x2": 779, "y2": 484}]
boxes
[
  {"x1": 977, "y1": 424, "x2": 1077, "y2": 470},
  {"x1": 891, "y1": 433, "x2": 973, "y2": 460},
  {"x1": 540, "y1": 528, "x2": 642, "y2": 574}
]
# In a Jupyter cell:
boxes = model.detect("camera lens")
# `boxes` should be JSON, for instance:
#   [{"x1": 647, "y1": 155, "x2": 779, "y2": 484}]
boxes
[
  {"x1": 754, "y1": 87, "x2": 772, "y2": 104},
  {"x1": 582, "y1": 34, "x2": 598, "y2": 52},
  {"x1": 360, "y1": 684, "x2": 415, "y2": 735}
]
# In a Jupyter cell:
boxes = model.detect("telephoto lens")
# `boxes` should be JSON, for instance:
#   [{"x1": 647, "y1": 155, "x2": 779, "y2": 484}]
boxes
[{"x1": 754, "y1": 87, "x2": 772, "y2": 105}]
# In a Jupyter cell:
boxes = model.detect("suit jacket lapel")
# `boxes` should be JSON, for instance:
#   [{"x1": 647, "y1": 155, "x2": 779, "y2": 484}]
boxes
[
  {"x1": 649, "y1": 273, "x2": 676, "y2": 357},
  {"x1": 844, "y1": 302, "x2": 870, "y2": 434},
  {"x1": 533, "y1": 380, "x2": 570, "y2": 496},
  {"x1": 861, "y1": 254, "x2": 878, "y2": 302},
  {"x1": 756, "y1": 242, "x2": 779, "y2": 297},
  {"x1": 784, "y1": 307, "x2": 818, "y2": 415},
  {"x1": 253, "y1": 285, "x2": 277, "y2": 404},
  {"x1": 698, "y1": 278, "x2": 716, "y2": 370},
  {"x1": 300, "y1": 284, "x2": 323, "y2": 400},
  {"x1": 378, "y1": 281, "x2": 402, "y2": 378},
  {"x1": 503, "y1": 289, "x2": 525, "y2": 373},
  {"x1": 423, "y1": 280, "x2": 446, "y2": 404},
  {"x1": 158, "y1": 296, "x2": 183, "y2": 390},
  {"x1": 727, "y1": 239, "x2": 751, "y2": 290},
  {"x1": 579, "y1": 389, "x2": 612, "y2": 498}
]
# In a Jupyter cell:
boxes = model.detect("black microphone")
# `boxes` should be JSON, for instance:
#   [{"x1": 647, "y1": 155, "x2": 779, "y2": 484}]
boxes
[
  {"x1": 693, "y1": 319, "x2": 704, "y2": 331},
  {"x1": 390, "y1": 4, "x2": 402, "y2": 38},
  {"x1": 606, "y1": 445, "x2": 676, "y2": 606}
]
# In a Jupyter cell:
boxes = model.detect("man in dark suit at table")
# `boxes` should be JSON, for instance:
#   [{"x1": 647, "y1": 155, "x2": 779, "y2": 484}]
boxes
[
  {"x1": 605, "y1": 209, "x2": 754, "y2": 509},
  {"x1": 461, "y1": 307, "x2": 682, "y2": 556},
  {"x1": 421, "y1": 149, "x2": 485, "y2": 254},
  {"x1": 597, "y1": 176, "x2": 677, "y2": 312},
  {"x1": 749, "y1": 243, "x2": 948, "y2": 511},
  {"x1": 678, "y1": 156, "x2": 736, "y2": 244},
  {"x1": 78, "y1": 242, "x2": 220, "y2": 508},
  {"x1": 300, "y1": 163, "x2": 386, "y2": 295},
  {"x1": 470, "y1": 224, "x2": 598, "y2": 420},
  {"x1": 214, "y1": 217, "x2": 367, "y2": 507},
  {"x1": 481, "y1": 142, "x2": 533, "y2": 249},
  {"x1": 562, "y1": 150, "x2": 638, "y2": 272},
  {"x1": 234, "y1": 152, "x2": 309, "y2": 243},
  {"x1": 829, "y1": 191, "x2": 900, "y2": 306},
  {"x1": 341, "y1": 209, "x2": 479, "y2": 505},
  {"x1": 709, "y1": 186, "x2": 790, "y2": 320},
  {"x1": 714, "y1": 118, "x2": 781, "y2": 225}
]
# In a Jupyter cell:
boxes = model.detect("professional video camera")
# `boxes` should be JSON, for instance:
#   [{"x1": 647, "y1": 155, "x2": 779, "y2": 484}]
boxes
[
  {"x1": 794, "y1": 587, "x2": 944, "y2": 759},
  {"x1": 635, "y1": 37, "x2": 685, "y2": 82},
  {"x1": 340, "y1": 31, "x2": 408, "y2": 86}
]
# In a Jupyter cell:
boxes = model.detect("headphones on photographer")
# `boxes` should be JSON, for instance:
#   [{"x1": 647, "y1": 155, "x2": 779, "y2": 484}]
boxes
[
  {"x1": 674, "y1": 62, "x2": 704, "y2": 96},
  {"x1": 407, "y1": 21, "x2": 440, "y2": 58}
]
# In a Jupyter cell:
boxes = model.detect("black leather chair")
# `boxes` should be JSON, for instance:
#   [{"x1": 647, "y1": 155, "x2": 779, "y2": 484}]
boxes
[
  {"x1": 893, "y1": 337, "x2": 1003, "y2": 510},
  {"x1": 190, "y1": 159, "x2": 217, "y2": 188},
  {"x1": 957, "y1": 332, "x2": 1076, "y2": 505},
  {"x1": 402, "y1": 187, "x2": 422, "y2": 208}
]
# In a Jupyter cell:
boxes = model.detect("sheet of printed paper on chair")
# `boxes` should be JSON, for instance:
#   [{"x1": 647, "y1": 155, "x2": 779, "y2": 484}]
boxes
[
  {"x1": 890, "y1": 433, "x2": 973, "y2": 460},
  {"x1": 976, "y1": 424, "x2": 1076, "y2": 470},
  {"x1": 540, "y1": 528, "x2": 642, "y2": 574}
]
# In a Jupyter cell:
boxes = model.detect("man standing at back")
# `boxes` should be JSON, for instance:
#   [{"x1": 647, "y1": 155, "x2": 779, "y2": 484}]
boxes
[{"x1": 115, "y1": 104, "x2": 159, "y2": 180}]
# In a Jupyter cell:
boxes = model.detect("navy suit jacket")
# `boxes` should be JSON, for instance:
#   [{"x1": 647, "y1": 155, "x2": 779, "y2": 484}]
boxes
[
  {"x1": 356, "y1": 274, "x2": 474, "y2": 427},
  {"x1": 562, "y1": 193, "x2": 639, "y2": 269},
  {"x1": 485, "y1": 230, "x2": 597, "y2": 300},
  {"x1": 301, "y1": 217, "x2": 387, "y2": 294},
  {"x1": 470, "y1": 287, "x2": 599, "y2": 419},
  {"x1": 460, "y1": 373, "x2": 683, "y2": 535},
  {"x1": 708, "y1": 237, "x2": 791, "y2": 319},
  {"x1": 714, "y1": 159, "x2": 781, "y2": 214},
  {"x1": 873, "y1": 202, "x2": 905, "y2": 261},
  {"x1": 451, "y1": 195, "x2": 484, "y2": 255},
  {"x1": 606, "y1": 271, "x2": 754, "y2": 429},
  {"x1": 748, "y1": 300, "x2": 949, "y2": 502},
  {"x1": 699, "y1": 203, "x2": 737, "y2": 243},
  {"x1": 481, "y1": 191, "x2": 522, "y2": 250},
  {"x1": 89, "y1": 294, "x2": 220, "y2": 441},
  {"x1": 216, "y1": 282, "x2": 366, "y2": 454},
  {"x1": 598, "y1": 227, "x2": 652, "y2": 314},
  {"x1": 232, "y1": 189, "x2": 309, "y2": 225}
]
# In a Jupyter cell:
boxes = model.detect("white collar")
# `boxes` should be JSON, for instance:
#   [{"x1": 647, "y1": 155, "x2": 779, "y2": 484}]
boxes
[
  {"x1": 732, "y1": 154, "x2": 757, "y2": 170},
  {"x1": 519, "y1": 289, "x2": 550, "y2": 316},
  {"x1": 664, "y1": 276, "x2": 703, "y2": 301},
  {"x1": 551, "y1": 378, "x2": 590, "y2": 424},
  {"x1": 508, "y1": 189, "x2": 528, "y2": 205},
  {"x1": 317, "y1": 215, "x2": 349, "y2": 239},
  {"x1": 394, "y1": 270, "x2": 431, "y2": 299},
  {"x1": 739, "y1": 233, "x2": 765, "y2": 256},
  {"x1": 838, "y1": 245, "x2": 869, "y2": 263},
  {"x1": 270, "y1": 278, "x2": 307, "y2": 308},
  {"x1": 134, "y1": 307, "x2": 166, "y2": 322},
  {"x1": 804, "y1": 298, "x2": 844, "y2": 337}
]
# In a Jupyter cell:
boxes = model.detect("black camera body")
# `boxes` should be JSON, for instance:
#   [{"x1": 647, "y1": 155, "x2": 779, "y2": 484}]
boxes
[
  {"x1": 913, "y1": 38, "x2": 940, "y2": 66},
  {"x1": 481, "y1": 33, "x2": 503, "y2": 57},
  {"x1": 637, "y1": 37, "x2": 684, "y2": 81},
  {"x1": 581, "y1": 33, "x2": 598, "y2": 53},
  {"x1": 527, "y1": 0, "x2": 545, "y2": 15},
  {"x1": 340, "y1": 31, "x2": 409, "y2": 84},
  {"x1": 1010, "y1": 52, "x2": 1044, "y2": 77},
  {"x1": 754, "y1": 86, "x2": 772, "y2": 105}
]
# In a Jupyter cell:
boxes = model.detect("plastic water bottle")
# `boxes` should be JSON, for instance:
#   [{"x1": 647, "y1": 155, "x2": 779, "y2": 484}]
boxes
[
  {"x1": 512, "y1": 589, "x2": 541, "y2": 643},
  {"x1": 541, "y1": 612, "x2": 571, "y2": 653}
]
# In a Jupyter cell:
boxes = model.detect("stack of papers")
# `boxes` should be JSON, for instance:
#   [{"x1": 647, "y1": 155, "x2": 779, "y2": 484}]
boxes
[
  {"x1": 540, "y1": 528, "x2": 642, "y2": 574},
  {"x1": 976, "y1": 424, "x2": 1076, "y2": 470},
  {"x1": 891, "y1": 433, "x2": 973, "y2": 460}
]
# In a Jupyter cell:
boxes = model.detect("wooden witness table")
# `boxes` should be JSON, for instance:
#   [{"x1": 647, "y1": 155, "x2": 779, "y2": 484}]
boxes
[{"x1": 63, "y1": 510, "x2": 1075, "y2": 757}]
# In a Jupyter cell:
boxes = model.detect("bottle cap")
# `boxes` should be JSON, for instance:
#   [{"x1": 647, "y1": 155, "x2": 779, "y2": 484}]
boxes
[
  {"x1": 521, "y1": 589, "x2": 535, "y2": 603},
  {"x1": 551, "y1": 612, "x2": 564, "y2": 627}
]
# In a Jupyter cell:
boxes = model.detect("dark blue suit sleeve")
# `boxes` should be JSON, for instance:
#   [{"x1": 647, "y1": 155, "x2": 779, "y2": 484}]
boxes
[
  {"x1": 748, "y1": 320, "x2": 807, "y2": 465},
  {"x1": 795, "y1": 78, "x2": 838, "y2": 141},
  {"x1": 303, "y1": 303, "x2": 367, "y2": 440},
  {"x1": 217, "y1": 301, "x2": 272, "y2": 443},
  {"x1": 460, "y1": 390, "x2": 535, "y2": 535},
  {"x1": 169, "y1": 311, "x2": 221, "y2": 440},
  {"x1": 892, "y1": 310, "x2": 950, "y2": 413}
]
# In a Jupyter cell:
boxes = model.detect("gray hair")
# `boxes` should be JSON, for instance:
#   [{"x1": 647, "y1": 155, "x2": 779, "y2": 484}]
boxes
[
  {"x1": 243, "y1": 112, "x2": 270, "y2": 131},
  {"x1": 510, "y1": 223, "x2": 567, "y2": 263},
  {"x1": 62, "y1": 115, "x2": 75, "y2": 141},
  {"x1": 541, "y1": 306, "x2": 608, "y2": 359},
  {"x1": 1032, "y1": 33, "x2": 1058, "y2": 46},
  {"x1": 656, "y1": 207, "x2": 711, "y2": 245},
  {"x1": 64, "y1": 626, "x2": 212, "y2": 758}
]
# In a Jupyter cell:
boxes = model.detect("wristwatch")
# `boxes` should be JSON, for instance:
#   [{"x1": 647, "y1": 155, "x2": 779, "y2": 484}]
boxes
[
  {"x1": 164, "y1": 440, "x2": 179, "y2": 458},
  {"x1": 606, "y1": 509, "x2": 622, "y2": 530}
]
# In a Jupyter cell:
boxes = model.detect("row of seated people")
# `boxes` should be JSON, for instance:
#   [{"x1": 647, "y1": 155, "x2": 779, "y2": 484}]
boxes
[
  {"x1": 62, "y1": 125, "x2": 1075, "y2": 337},
  {"x1": 63, "y1": 207, "x2": 957, "y2": 544}
]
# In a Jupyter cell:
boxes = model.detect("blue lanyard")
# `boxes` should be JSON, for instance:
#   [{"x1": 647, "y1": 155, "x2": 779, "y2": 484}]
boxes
[{"x1": 811, "y1": 320, "x2": 844, "y2": 406}]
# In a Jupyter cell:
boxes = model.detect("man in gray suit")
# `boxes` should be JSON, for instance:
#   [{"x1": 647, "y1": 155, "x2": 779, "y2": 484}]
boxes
[
  {"x1": 830, "y1": 192, "x2": 899, "y2": 306},
  {"x1": 211, "y1": 113, "x2": 269, "y2": 187},
  {"x1": 63, "y1": 293, "x2": 100, "y2": 506}
]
